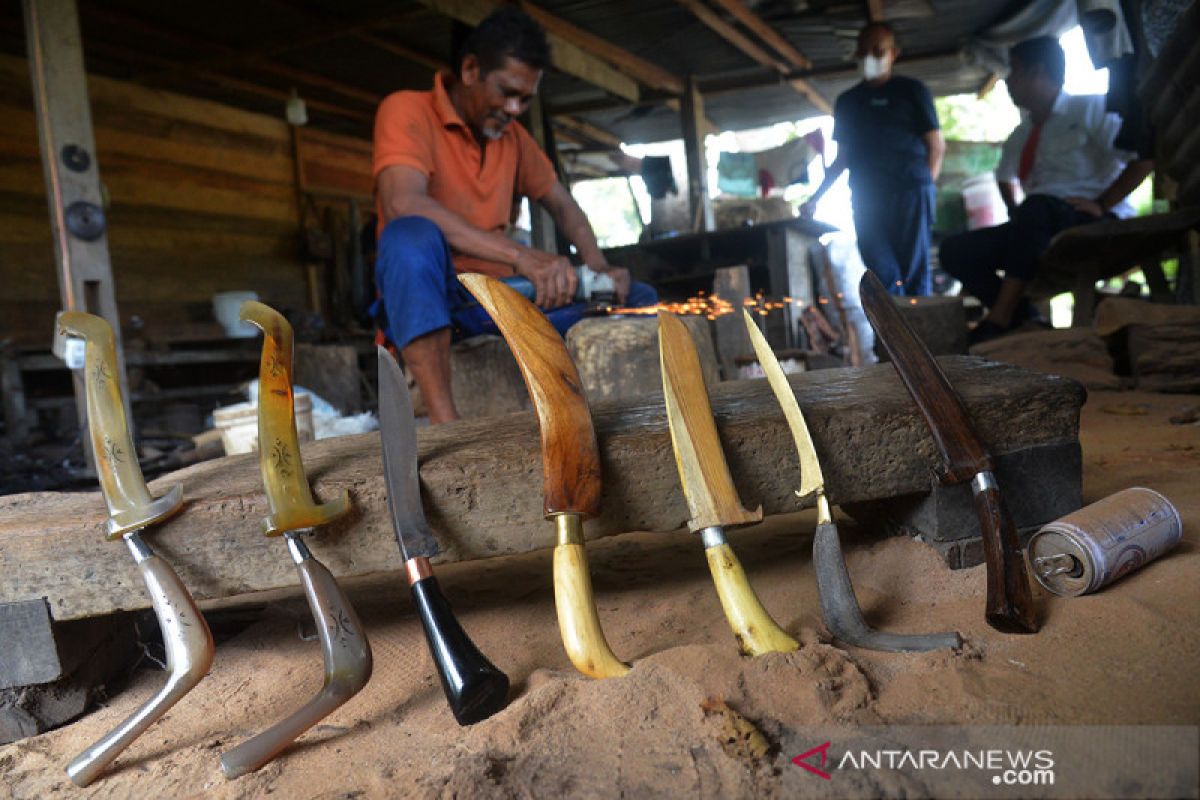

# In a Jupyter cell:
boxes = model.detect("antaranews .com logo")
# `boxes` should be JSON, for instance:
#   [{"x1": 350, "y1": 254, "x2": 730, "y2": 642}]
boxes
[{"x1": 793, "y1": 740, "x2": 1056, "y2": 787}]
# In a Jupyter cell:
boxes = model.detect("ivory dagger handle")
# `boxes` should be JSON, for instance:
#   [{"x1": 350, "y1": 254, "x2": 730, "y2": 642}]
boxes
[
  {"x1": 553, "y1": 515, "x2": 629, "y2": 679},
  {"x1": 702, "y1": 534, "x2": 799, "y2": 657}
]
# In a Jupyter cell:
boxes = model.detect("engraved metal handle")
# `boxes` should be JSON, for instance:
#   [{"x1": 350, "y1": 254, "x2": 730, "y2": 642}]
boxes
[
  {"x1": 220, "y1": 534, "x2": 372, "y2": 778},
  {"x1": 66, "y1": 534, "x2": 214, "y2": 786}
]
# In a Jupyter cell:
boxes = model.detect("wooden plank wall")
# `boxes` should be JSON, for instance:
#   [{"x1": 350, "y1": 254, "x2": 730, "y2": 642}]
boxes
[{"x1": 0, "y1": 54, "x2": 375, "y2": 345}]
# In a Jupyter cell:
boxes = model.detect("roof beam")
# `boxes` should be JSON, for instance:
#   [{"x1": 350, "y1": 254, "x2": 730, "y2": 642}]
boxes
[
  {"x1": 356, "y1": 34, "x2": 447, "y2": 73},
  {"x1": 710, "y1": 0, "x2": 811, "y2": 69},
  {"x1": 413, "y1": 0, "x2": 640, "y2": 102},
  {"x1": 673, "y1": 0, "x2": 831, "y2": 113},
  {"x1": 552, "y1": 115, "x2": 622, "y2": 149},
  {"x1": 977, "y1": 72, "x2": 1001, "y2": 99},
  {"x1": 517, "y1": 1, "x2": 684, "y2": 95}
]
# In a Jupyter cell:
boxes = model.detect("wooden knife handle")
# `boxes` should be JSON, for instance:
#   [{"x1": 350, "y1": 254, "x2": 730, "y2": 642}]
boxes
[
  {"x1": 553, "y1": 540, "x2": 630, "y2": 679},
  {"x1": 409, "y1": 569, "x2": 510, "y2": 725},
  {"x1": 972, "y1": 484, "x2": 1039, "y2": 634},
  {"x1": 704, "y1": 539, "x2": 799, "y2": 657}
]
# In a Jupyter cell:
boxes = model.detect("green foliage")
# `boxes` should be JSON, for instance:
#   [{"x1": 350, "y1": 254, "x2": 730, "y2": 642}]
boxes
[
  {"x1": 935, "y1": 86, "x2": 1021, "y2": 143},
  {"x1": 570, "y1": 178, "x2": 644, "y2": 248}
]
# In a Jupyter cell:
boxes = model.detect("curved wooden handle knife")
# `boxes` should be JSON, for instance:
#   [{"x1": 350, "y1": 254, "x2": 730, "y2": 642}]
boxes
[
  {"x1": 658, "y1": 312, "x2": 798, "y2": 657},
  {"x1": 55, "y1": 312, "x2": 214, "y2": 787},
  {"x1": 459, "y1": 274, "x2": 628, "y2": 679},
  {"x1": 221, "y1": 302, "x2": 371, "y2": 777}
]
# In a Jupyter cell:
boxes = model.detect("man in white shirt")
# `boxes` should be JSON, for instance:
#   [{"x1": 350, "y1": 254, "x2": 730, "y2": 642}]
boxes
[{"x1": 939, "y1": 36, "x2": 1153, "y2": 343}]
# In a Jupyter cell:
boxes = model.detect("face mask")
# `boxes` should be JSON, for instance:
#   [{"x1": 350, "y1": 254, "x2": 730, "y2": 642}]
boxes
[{"x1": 861, "y1": 54, "x2": 889, "y2": 80}]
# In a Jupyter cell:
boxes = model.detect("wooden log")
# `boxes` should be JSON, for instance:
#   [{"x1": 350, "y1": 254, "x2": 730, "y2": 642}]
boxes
[
  {"x1": 1129, "y1": 323, "x2": 1200, "y2": 393},
  {"x1": 566, "y1": 315, "x2": 720, "y2": 403},
  {"x1": 0, "y1": 356, "x2": 1085, "y2": 622}
]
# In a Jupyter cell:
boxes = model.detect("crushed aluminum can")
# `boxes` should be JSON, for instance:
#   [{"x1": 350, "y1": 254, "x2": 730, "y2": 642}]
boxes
[{"x1": 1028, "y1": 487, "x2": 1182, "y2": 597}]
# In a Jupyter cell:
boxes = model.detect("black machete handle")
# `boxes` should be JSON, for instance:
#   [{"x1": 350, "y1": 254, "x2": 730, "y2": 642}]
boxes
[{"x1": 411, "y1": 575, "x2": 510, "y2": 725}]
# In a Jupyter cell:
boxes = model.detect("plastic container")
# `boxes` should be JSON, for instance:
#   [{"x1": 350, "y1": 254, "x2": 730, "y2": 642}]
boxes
[
  {"x1": 214, "y1": 393, "x2": 313, "y2": 456},
  {"x1": 212, "y1": 291, "x2": 260, "y2": 338},
  {"x1": 961, "y1": 173, "x2": 1008, "y2": 230}
]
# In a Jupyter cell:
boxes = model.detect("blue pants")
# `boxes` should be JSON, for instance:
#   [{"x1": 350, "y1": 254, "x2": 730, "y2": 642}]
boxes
[
  {"x1": 939, "y1": 194, "x2": 1106, "y2": 308},
  {"x1": 373, "y1": 216, "x2": 658, "y2": 351},
  {"x1": 852, "y1": 182, "x2": 935, "y2": 296}
]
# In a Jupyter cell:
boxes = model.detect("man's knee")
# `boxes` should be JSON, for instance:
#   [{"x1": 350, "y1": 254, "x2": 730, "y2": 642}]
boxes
[
  {"x1": 378, "y1": 216, "x2": 448, "y2": 266},
  {"x1": 625, "y1": 281, "x2": 658, "y2": 308}
]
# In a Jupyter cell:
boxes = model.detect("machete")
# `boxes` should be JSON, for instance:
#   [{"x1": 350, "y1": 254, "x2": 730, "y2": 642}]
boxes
[
  {"x1": 377, "y1": 346, "x2": 510, "y2": 723},
  {"x1": 220, "y1": 301, "x2": 373, "y2": 778},
  {"x1": 741, "y1": 309, "x2": 960, "y2": 651},
  {"x1": 56, "y1": 312, "x2": 214, "y2": 787},
  {"x1": 858, "y1": 271, "x2": 1038, "y2": 634},
  {"x1": 658, "y1": 311, "x2": 799, "y2": 657},
  {"x1": 458, "y1": 274, "x2": 629, "y2": 679}
]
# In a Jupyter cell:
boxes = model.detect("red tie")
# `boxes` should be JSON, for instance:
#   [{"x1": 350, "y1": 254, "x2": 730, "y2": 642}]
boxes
[{"x1": 1018, "y1": 124, "x2": 1042, "y2": 183}]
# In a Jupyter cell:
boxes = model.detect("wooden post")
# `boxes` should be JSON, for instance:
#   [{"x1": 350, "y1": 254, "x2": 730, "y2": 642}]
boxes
[
  {"x1": 23, "y1": 0, "x2": 130, "y2": 465},
  {"x1": 527, "y1": 93, "x2": 558, "y2": 254},
  {"x1": 681, "y1": 75, "x2": 714, "y2": 233},
  {"x1": 766, "y1": 225, "x2": 814, "y2": 348}
]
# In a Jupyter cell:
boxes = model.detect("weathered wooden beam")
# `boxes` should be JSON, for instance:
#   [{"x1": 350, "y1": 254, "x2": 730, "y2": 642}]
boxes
[
  {"x1": 711, "y1": 0, "x2": 812, "y2": 69},
  {"x1": 681, "y1": 75, "x2": 714, "y2": 232},
  {"x1": 356, "y1": 33, "x2": 448, "y2": 73},
  {"x1": 518, "y1": 0, "x2": 685, "y2": 94},
  {"x1": 414, "y1": 0, "x2": 640, "y2": 102},
  {"x1": 977, "y1": 72, "x2": 1000, "y2": 99},
  {"x1": 0, "y1": 357, "x2": 1084, "y2": 622},
  {"x1": 552, "y1": 115, "x2": 622, "y2": 149},
  {"x1": 674, "y1": 0, "x2": 830, "y2": 113}
]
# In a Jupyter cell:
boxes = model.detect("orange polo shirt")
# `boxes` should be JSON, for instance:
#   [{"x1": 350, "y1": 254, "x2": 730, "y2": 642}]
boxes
[{"x1": 373, "y1": 72, "x2": 558, "y2": 278}]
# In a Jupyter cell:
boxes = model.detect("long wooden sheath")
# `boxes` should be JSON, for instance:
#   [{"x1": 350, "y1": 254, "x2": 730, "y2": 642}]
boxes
[
  {"x1": 858, "y1": 271, "x2": 1037, "y2": 634},
  {"x1": 459, "y1": 274, "x2": 628, "y2": 679},
  {"x1": 658, "y1": 311, "x2": 798, "y2": 657}
]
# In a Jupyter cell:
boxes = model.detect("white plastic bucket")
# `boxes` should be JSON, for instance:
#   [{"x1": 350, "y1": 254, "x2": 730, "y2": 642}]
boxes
[
  {"x1": 213, "y1": 392, "x2": 313, "y2": 456},
  {"x1": 961, "y1": 173, "x2": 1008, "y2": 230},
  {"x1": 212, "y1": 291, "x2": 260, "y2": 338}
]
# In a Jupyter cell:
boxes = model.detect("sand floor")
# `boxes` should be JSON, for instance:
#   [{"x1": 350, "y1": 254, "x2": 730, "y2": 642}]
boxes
[{"x1": 2, "y1": 389, "x2": 1198, "y2": 798}]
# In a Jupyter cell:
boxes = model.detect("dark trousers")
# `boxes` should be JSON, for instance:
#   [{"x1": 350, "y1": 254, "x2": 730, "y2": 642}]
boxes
[
  {"x1": 372, "y1": 216, "x2": 658, "y2": 350},
  {"x1": 939, "y1": 194, "x2": 1105, "y2": 309},
  {"x1": 853, "y1": 181, "x2": 935, "y2": 296}
]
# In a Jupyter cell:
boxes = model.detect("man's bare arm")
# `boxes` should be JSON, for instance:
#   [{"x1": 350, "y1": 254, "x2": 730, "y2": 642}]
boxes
[
  {"x1": 799, "y1": 154, "x2": 847, "y2": 217},
  {"x1": 924, "y1": 129, "x2": 946, "y2": 182},
  {"x1": 377, "y1": 164, "x2": 576, "y2": 307}
]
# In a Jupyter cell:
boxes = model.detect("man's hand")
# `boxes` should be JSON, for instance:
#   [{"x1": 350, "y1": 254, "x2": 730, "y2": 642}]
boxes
[
  {"x1": 1065, "y1": 197, "x2": 1105, "y2": 218},
  {"x1": 514, "y1": 248, "x2": 577, "y2": 308},
  {"x1": 601, "y1": 266, "x2": 632, "y2": 304}
]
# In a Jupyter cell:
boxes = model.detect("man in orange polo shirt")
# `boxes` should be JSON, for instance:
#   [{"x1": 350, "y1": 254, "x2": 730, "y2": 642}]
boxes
[{"x1": 373, "y1": 7, "x2": 656, "y2": 423}]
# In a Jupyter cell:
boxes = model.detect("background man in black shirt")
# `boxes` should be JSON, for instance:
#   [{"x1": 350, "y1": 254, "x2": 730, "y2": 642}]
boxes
[{"x1": 801, "y1": 23, "x2": 945, "y2": 296}]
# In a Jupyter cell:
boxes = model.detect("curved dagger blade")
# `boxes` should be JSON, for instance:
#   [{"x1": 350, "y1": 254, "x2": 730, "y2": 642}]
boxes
[
  {"x1": 458, "y1": 273, "x2": 601, "y2": 518},
  {"x1": 740, "y1": 310, "x2": 824, "y2": 503},
  {"x1": 658, "y1": 311, "x2": 761, "y2": 532},
  {"x1": 377, "y1": 346, "x2": 440, "y2": 560}
]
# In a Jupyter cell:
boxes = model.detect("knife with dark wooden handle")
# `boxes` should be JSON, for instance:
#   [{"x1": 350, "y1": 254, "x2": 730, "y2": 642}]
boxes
[{"x1": 858, "y1": 271, "x2": 1038, "y2": 634}]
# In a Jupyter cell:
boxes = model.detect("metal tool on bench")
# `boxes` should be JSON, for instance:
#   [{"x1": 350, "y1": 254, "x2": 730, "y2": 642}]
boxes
[
  {"x1": 55, "y1": 311, "x2": 214, "y2": 788},
  {"x1": 859, "y1": 271, "x2": 1039, "y2": 634},
  {"x1": 377, "y1": 346, "x2": 510, "y2": 724},
  {"x1": 742, "y1": 309, "x2": 960, "y2": 652},
  {"x1": 459, "y1": 273, "x2": 630, "y2": 679},
  {"x1": 220, "y1": 301, "x2": 372, "y2": 779},
  {"x1": 658, "y1": 311, "x2": 800, "y2": 657}
]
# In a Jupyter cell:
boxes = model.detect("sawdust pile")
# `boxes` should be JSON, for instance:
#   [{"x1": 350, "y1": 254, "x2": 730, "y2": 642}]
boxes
[{"x1": 2, "y1": 390, "x2": 1198, "y2": 798}]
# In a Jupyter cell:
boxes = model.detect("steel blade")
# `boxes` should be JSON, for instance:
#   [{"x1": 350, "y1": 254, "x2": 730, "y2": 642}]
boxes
[
  {"x1": 658, "y1": 312, "x2": 762, "y2": 532},
  {"x1": 858, "y1": 271, "x2": 992, "y2": 483},
  {"x1": 377, "y1": 346, "x2": 440, "y2": 560},
  {"x1": 741, "y1": 310, "x2": 823, "y2": 500}
]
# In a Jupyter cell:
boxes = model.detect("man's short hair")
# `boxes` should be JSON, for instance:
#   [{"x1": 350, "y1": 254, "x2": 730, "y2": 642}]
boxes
[
  {"x1": 1010, "y1": 36, "x2": 1066, "y2": 85},
  {"x1": 857, "y1": 21, "x2": 897, "y2": 46},
  {"x1": 455, "y1": 7, "x2": 550, "y2": 75}
]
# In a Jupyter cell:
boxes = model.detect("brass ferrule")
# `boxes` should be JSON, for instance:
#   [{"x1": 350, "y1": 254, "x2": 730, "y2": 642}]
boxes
[
  {"x1": 405, "y1": 556, "x2": 433, "y2": 584},
  {"x1": 554, "y1": 513, "x2": 584, "y2": 547}
]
